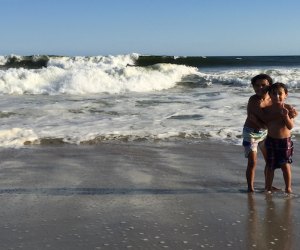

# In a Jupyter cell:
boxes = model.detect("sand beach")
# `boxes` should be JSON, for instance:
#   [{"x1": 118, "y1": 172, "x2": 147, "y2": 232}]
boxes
[{"x1": 0, "y1": 141, "x2": 300, "y2": 249}]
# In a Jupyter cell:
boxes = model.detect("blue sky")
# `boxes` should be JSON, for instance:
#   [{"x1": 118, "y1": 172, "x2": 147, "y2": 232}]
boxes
[{"x1": 1, "y1": 0, "x2": 300, "y2": 56}]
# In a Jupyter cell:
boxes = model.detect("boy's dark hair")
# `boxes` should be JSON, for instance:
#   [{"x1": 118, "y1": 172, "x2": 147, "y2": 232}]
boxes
[
  {"x1": 251, "y1": 74, "x2": 273, "y2": 86},
  {"x1": 268, "y1": 82, "x2": 288, "y2": 94}
]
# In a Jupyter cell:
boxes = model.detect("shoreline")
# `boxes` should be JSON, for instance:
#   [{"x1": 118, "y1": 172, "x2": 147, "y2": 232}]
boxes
[{"x1": 1, "y1": 140, "x2": 300, "y2": 249}]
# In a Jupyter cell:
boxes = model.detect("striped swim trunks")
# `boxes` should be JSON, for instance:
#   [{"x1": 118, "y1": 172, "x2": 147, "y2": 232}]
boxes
[{"x1": 242, "y1": 126, "x2": 268, "y2": 158}]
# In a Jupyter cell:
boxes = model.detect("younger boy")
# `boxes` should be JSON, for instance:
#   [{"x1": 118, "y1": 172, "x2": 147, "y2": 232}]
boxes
[
  {"x1": 243, "y1": 74, "x2": 273, "y2": 192},
  {"x1": 264, "y1": 82, "x2": 295, "y2": 193}
]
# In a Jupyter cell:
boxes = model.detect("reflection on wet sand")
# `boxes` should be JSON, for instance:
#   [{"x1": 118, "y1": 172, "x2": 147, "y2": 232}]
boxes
[{"x1": 247, "y1": 193, "x2": 293, "y2": 250}]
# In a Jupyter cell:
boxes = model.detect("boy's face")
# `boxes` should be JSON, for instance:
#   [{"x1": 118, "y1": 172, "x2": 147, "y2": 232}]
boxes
[
  {"x1": 269, "y1": 87, "x2": 287, "y2": 104},
  {"x1": 253, "y1": 79, "x2": 270, "y2": 97}
]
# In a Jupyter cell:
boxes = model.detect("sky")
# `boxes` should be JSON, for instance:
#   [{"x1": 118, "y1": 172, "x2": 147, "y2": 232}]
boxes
[{"x1": 1, "y1": 0, "x2": 300, "y2": 56}]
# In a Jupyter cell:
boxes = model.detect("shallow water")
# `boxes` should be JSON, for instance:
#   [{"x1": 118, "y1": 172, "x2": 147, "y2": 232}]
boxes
[{"x1": 0, "y1": 54, "x2": 300, "y2": 147}]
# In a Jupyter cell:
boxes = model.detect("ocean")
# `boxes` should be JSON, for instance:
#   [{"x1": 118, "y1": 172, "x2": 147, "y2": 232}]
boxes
[{"x1": 0, "y1": 54, "x2": 300, "y2": 148}]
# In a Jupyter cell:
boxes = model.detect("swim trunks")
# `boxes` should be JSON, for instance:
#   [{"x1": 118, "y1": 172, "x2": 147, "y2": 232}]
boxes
[
  {"x1": 242, "y1": 126, "x2": 268, "y2": 157},
  {"x1": 265, "y1": 136, "x2": 293, "y2": 170}
]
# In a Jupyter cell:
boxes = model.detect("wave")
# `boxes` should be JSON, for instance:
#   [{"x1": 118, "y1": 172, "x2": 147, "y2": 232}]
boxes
[
  {"x1": 0, "y1": 127, "x2": 237, "y2": 148},
  {"x1": 0, "y1": 54, "x2": 199, "y2": 94},
  {"x1": 1, "y1": 54, "x2": 300, "y2": 95},
  {"x1": 0, "y1": 55, "x2": 49, "y2": 69}
]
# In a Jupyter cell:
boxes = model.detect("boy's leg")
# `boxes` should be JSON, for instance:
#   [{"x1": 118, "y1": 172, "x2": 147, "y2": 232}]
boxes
[
  {"x1": 260, "y1": 142, "x2": 268, "y2": 188},
  {"x1": 281, "y1": 163, "x2": 292, "y2": 193},
  {"x1": 265, "y1": 167, "x2": 274, "y2": 192},
  {"x1": 260, "y1": 141, "x2": 280, "y2": 191},
  {"x1": 246, "y1": 151, "x2": 257, "y2": 192}
]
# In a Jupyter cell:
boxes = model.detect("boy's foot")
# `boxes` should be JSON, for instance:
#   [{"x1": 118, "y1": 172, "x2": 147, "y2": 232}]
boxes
[
  {"x1": 247, "y1": 188, "x2": 255, "y2": 193},
  {"x1": 285, "y1": 188, "x2": 292, "y2": 194}
]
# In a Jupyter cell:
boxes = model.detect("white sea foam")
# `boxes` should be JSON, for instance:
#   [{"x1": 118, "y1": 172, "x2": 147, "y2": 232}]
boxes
[
  {"x1": 0, "y1": 54, "x2": 199, "y2": 95},
  {"x1": 0, "y1": 128, "x2": 38, "y2": 147}
]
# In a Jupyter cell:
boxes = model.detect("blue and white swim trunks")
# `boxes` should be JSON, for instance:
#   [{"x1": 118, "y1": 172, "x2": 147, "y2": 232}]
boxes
[{"x1": 242, "y1": 126, "x2": 268, "y2": 157}]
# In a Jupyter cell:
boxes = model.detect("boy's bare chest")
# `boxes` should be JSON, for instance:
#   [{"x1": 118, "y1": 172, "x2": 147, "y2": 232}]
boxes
[
  {"x1": 265, "y1": 108, "x2": 284, "y2": 124},
  {"x1": 259, "y1": 98, "x2": 272, "y2": 108}
]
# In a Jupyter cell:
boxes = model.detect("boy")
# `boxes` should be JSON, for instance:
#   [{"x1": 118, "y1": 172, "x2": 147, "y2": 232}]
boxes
[
  {"x1": 243, "y1": 74, "x2": 273, "y2": 192},
  {"x1": 264, "y1": 83, "x2": 295, "y2": 193}
]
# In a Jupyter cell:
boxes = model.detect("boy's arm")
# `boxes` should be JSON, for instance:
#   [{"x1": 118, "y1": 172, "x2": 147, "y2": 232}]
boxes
[
  {"x1": 247, "y1": 96, "x2": 268, "y2": 124},
  {"x1": 283, "y1": 104, "x2": 294, "y2": 130}
]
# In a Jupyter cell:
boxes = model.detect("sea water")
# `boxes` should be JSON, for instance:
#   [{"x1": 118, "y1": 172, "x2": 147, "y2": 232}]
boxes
[{"x1": 0, "y1": 54, "x2": 299, "y2": 147}]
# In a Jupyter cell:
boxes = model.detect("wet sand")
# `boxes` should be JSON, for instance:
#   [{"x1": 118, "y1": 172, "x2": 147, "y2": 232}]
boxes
[{"x1": 0, "y1": 141, "x2": 300, "y2": 249}]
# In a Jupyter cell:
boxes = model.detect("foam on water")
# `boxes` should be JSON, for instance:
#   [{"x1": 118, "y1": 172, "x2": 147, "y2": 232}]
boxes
[
  {"x1": 0, "y1": 128, "x2": 38, "y2": 147},
  {"x1": 0, "y1": 54, "x2": 199, "y2": 95}
]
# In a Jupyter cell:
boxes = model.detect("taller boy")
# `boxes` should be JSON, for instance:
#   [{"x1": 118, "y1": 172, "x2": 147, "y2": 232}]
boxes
[{"x1": 243, "y1": 74, "x2": 273, "y2": 192}]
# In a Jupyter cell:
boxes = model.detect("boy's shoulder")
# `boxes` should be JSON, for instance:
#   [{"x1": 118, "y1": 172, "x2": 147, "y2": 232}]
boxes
[
  {"x1": 248, "y1": 94, "x2": 259, "y2": 101},
  {"x1": 248, "y1": 94, "x2": 261, "y2": 104}
]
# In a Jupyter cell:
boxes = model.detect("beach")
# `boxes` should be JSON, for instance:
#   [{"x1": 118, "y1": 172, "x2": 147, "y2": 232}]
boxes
[
  {"x1": 1, "y1": 54, "x2": 300, "y2": 249},
  {"x1": 1, "y1": 141, "x2": 300, "y2": 250}
]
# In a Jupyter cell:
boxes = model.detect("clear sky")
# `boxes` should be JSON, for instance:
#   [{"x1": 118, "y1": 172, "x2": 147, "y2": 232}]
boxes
[{"x1": 1, "y1": 0, "x2": 300, "y2": 56}]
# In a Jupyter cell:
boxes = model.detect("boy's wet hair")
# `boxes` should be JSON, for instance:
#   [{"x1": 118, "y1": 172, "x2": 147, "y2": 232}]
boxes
[
  {"x1": 268, "y1": 82, "x2": 288, "y2": 94},
  {"x1": 251, "y1": 74, "x2": 273, "y2": 86}
]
